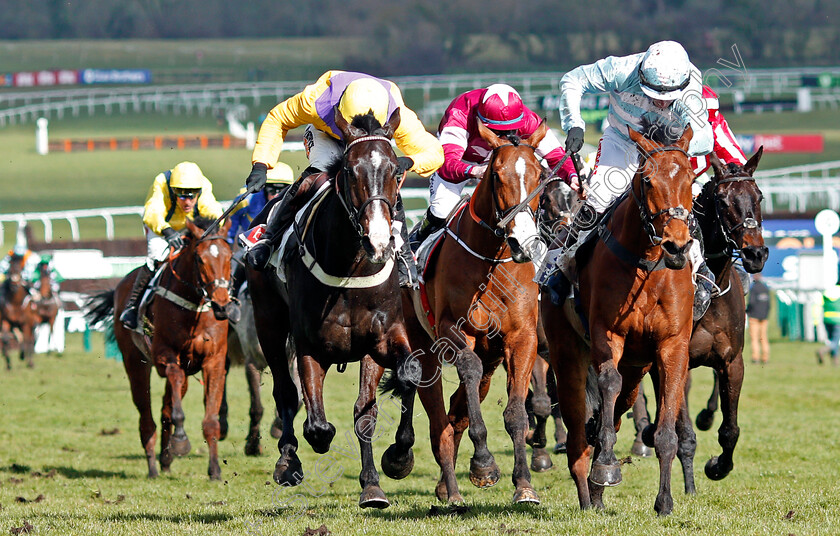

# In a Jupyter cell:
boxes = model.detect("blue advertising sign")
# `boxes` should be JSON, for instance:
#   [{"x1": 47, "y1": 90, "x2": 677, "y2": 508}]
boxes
[{"x1": 81, "y1": 69, "x2": 152, "y2": 85}]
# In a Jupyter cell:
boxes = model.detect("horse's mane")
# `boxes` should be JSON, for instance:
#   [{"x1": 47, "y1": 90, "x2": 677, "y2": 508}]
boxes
[
  {"x1": 325, "y1": 111, "x2": 392, "y2": 177},
  {"x1": 640, "y1": 116, "x2": 684, "y2": 147}
]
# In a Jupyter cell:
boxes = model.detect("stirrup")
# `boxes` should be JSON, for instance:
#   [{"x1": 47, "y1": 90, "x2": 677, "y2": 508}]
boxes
[{"x1": 695, "y1": 269, "x2": 721, "y2": 297}]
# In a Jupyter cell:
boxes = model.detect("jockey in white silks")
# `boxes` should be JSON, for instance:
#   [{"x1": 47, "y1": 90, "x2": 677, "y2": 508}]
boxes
[{"x1": 538, "y1": 41, "x2": 718, "y2": 320}]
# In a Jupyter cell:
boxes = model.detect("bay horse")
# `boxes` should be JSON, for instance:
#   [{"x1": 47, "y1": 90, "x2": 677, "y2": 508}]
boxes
[
  {"x1": 247, "y1": 109, "x2": 419, "y2": 509},
  {"x1": 1, "y1": 255, "x2": 35, "y2": 369},
  {"x1": 635, "y1": 148, "x2": 769, "y2": 492},
  {"x1": 402, "y1": 119, "x2": 549, "y2": 504},
  {"x1": 542, "y1": 125, "x2": 696, "y2": 515},
  {"x1": 26, "y1": 260, "x2": 61, "y2": 355},
  {"x1": 85, "y1": 217, "x2": 234, "y2": 479}
]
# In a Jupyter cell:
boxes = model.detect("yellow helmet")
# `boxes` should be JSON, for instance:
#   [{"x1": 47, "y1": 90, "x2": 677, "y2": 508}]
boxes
[
  {"x1": 169, "y1": 161, "x2": 206, "y2": 190},
  {"x1": 266, "y1": 161, "x2": 294, "y2": 185},
  {"x1": 337, "y1": 78, "x2": 389, "y2": 125}
]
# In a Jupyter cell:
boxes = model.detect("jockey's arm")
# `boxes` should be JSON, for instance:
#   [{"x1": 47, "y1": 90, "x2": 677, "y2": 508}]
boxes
[
  {"x1": 390, "y1": 86, "x2": 444, "y2": 178},
  {"x1": 676, "y1": 68, "x2": 714, "y2": 156},
  {"x1": 251, "y1": 77, "x2": 324, "y2": 168},
  {"x1": 711, "y1": 108, "x2": 747, "y2": 166},
  {"x1": 560, "y1": 54, "x2": 637, "y2": 133},
  {"x1": 142, "y1": 174, "x2": 173, "y2": 235}
]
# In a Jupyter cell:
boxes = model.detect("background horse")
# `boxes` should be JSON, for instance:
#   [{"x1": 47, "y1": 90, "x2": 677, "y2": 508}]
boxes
[
  {"x1": 635, "y1": 148, "x2": 769, "y2": 492},
  {"x1": 222, "y1": 282, "x2": 300, "y2": 455},
  {"x1": 542, "y1": 126, "x2": 696, "y2": 515},
  {"x1": 1, "y1": 255, "x2": 35, "y2": 369},
  {"x1": 26, "y1": 260, "x2": 61, "y2": 355},
  {"x1": 248, "y1": 109, "x2": 418, "y2": 509},
  {"x1": 85, "y1": 218, "x2": 234, "y2": 479},
  {"x1": 403, "y1": 120, "x2": 549, "y2": 504}
]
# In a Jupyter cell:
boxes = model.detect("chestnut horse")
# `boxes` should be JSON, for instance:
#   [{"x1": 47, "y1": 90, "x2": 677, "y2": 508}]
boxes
[
  {"x1": 542, "y1": 126, "x2": 696, "y2": 515},
  {"x1": 248, "y1": 109, "x2": 418, "y2": 509},
  {"x1": 403, "y1": 120, "x2": 549, "y2": 504},
  {"x1": 635, "y1": 148, "x2": 769, "y2": 492},
  {"x1": 86, "y1": 218, "x2": 234, "y2": 479},
  {"x1": 26, "y1": 261, "x2": 61, "y2": 354},
  {"x1": 1, "y1": 255, "x2": 35, "y2": 369}
]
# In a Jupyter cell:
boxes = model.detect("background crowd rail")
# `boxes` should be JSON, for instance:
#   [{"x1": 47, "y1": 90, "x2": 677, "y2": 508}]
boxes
[
  {"x1": 754, "y1": 160, "x2": 840, "y2": 213},
  {"x1": 3, "y1": 67, "x2": 840, "y2": 127}
]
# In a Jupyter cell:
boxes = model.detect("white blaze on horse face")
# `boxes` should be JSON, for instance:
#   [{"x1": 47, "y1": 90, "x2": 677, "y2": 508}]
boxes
[
  {"x1": 364, "y1": 149, "x2": 392, "y2": 260},
  {"x1": 515, "y1": 157, "x2": 527, "y2": 202},
  {"x1": 370, "y1": 149, "x2": 385, "y2": 171},
  {"x1": 509, "y1": 157, "x2": 539, "y2": 248},
  {"x1": 669, "y1": 162, "x2": 680, "y2": 179},
  {"x1": 209, "y1": 244, "x2": 220, "y2": 258}
]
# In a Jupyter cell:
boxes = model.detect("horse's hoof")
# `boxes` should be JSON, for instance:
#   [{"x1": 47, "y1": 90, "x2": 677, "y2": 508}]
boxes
[
  {"x1": 642, "y1": 423, "x2": 656, "y2": 449},
  {"x1": 274, "y1": 456, "x2": 303, "y2": 486},
  {"x1": 270, "y1": 422, "x2": 283, "y2": 440},
  {"x1": 435, "y1": 478, "x2": 449, "y2": 502},
  {"x1": 147, "y1": 468, "x2": 159, "y2": 479},
  {"x1": 631, "y1": 439, "x2": 654, "y2": 458},
  {"x1": 589, "y1": 463, "x2": 622, "y2": 486},
  {"x1": 170, "y1": 436, "x2": 192, "y2": 457},
  {"x1": 303, "y1": 420, "x2": 336, "y2": 454},
  {"x1": 704, "y1": 456, "x2": 732, "y2": 481},
  {"x1": 654, "y1": 494, "x2": 674, "y2": 516},
  {"x1": 208, "y1": 464, "x2": 222, "y2": 481},
  {"x1": 530, "y1": 448, "x2": 553, "y2": 472},
  {"x1": 512, "y1": 486, "x2": 540, "y2": 504},
  {"x1": 553, "y1": 441, "x2": 567, "y2": 454},
  {"x1": 359, "y1": 485, "x2": 390, "y2": 509},
  {"x1": 381, "y1": 445, "x2": 414, "y2": 480},
  {"x1": 695, "y1": 409, "x2": 715, "y2": 431},
  {"x1": 244, "y1": 437, "x2": 263, "y2": 457},
  {"x1": 469, "y1": 458, "x2": 501, "y2": 489}
]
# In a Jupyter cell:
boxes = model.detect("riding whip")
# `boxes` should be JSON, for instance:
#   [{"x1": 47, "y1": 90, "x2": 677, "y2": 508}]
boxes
[{"x1": 201, "y1": 190, "x2": 250, "y2": 239}]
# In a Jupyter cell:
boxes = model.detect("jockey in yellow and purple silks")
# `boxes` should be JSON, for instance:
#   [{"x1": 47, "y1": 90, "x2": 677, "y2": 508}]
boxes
[
  {"x1": 120, "y1": 161, "x2": 224, "y2": 329},
  {"x1": 241, "y1": 70, "x2": 444, "y2": 288}
]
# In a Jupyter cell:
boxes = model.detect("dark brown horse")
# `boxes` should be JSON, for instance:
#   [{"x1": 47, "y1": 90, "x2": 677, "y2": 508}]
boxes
[
  {"x1": 248, "y1": 109, "x2": 418, "y2": 509},
  {"x1": 403, "y1": 120, "x2": 549, "y2": 504},
  {"x1": 635, "y1": 148, "x2": 769, "y2": 492},
  {"x1": 86, "y1": 218, "x2": 234, "y2": 479},
  {"x1": 542, "y1": 126, "x2": 696, "y2": 515},
  {"x1": 1, "y1": 255, "x2": 35, "y2": 369},
  {"x1": 26, "y1": 260, "x2": 61, "y2": 355}
]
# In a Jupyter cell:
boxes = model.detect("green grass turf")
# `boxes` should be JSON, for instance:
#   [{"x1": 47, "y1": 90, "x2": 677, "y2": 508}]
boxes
[{"x1": 1, "y1": 318, "x2": 839, "y2": 535}]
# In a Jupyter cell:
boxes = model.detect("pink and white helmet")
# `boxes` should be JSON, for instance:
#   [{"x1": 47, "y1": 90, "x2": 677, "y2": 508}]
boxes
[{"x1": 477, "y1": 84, "x2": 527, "y2": 130}]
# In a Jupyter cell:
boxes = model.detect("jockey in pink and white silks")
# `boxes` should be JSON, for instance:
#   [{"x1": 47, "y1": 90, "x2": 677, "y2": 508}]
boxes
[
  {"x1": 538, "y1": 41, "x2": 719, "y2": 320},
  {"x1": 691, "y1": 85, "x2": 747, "y2": 178},
  {"x1": 408, "y1": 84, "x2": 580, "y2": 250}
]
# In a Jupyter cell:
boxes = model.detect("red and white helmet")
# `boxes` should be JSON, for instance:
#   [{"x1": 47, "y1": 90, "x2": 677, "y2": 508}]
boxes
[{"x1": 477, "y1": 84, "x2": 527, "y2": 130}]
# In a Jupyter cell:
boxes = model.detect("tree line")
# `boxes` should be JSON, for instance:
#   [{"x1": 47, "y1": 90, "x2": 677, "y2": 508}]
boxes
[{"x1": 2, "y1": 0, "x2": 838, "y2": 73}]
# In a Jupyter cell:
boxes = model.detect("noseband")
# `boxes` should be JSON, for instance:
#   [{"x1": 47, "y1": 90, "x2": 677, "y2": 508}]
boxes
[
  {"x1": 336, "y1": 135, "x2": 397, "y2": 238},
  {"x1": 633, "y1": 145, "x2": 691, "y2": 244}
]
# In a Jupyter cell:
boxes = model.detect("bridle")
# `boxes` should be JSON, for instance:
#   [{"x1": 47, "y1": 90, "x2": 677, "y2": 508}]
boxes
[
  {"x1": 167, "y1": 233, "x2": 232, "y2": 311},
  {"x1": 537, "y1": 176, "x2": 571, "y2": 241},
  {"x1": 336, "y1": 135, "x2": 398, "y2": 238},
  {"x1": 705, "y1": 173, "x2": 761, "y2": 259},
  {"x1": 632, "y1": 145, "x2": 691, "y2": 244},
  {"x1": 472, "y1": 137, "x2": 541, "y2": 239}
]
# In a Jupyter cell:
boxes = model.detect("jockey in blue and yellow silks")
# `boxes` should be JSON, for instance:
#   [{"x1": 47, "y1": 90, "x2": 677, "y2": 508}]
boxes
[{"x1": 241, "y1": 71, "x2": 444, "y2": 288}]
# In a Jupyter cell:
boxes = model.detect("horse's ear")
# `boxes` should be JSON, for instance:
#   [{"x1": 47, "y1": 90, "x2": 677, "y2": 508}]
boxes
[
  {"x1": 525, "y1": 118, "x2": 548, "y2": 148},
  {"x1": 709, "y1": 151, "x2": 725, "y2": 180},
  {"x1": 477, "y1": 118, "x2": 504, "y2": 149},
  {"x1": 675, "y1": 124, "x2": 693, "y2": 152},
  {"x1": 184, "y1": 218, "x2": 200, "y2": 239},
  {"x1": 334, "y1": 106, "x2": 366, "y2": 142},
  {"x1": 219, "y1": 218, "x2": 232, "y2": 236},
  {"x1": 383, "y1": 107, "x2": 400, "y2": 139},
  {"x1": 744, "y1": 145, "x2": 763, "y2": 176},
  {"x1": 628, "y1": 126, "x2": 655, "y2": 154}
]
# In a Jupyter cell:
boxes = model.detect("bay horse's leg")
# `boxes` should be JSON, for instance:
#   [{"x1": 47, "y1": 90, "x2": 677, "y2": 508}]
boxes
[
  {"x1": 300, "y1": 352, "x2": 335, "y2": 454},
  {"x1": 545, "y1": 366, "x2": 568, "y2": 453},
  {"x1": 123, "y1": 346, "x2": 158, "y2": 478},
  {"x1": 504, "y1": 332, "x2": 541, "y2": 504},
  {"x1": 705, "y1": 354, "x2": 744, "y2": 481},
  {"x1": 164, "y1": 361, "x2": 191, "y2": 459},
  {"x1": 675, "y1": 373, "x2": 697, "y2": 494},
  {"x1": 652, "y1": 341, "x2": 691, "y2": 516},
  {"x1": 696, "y1": 371, "x2": 719, "y2": 431},
  {"x1": 631, "y1": 381, "x2": 653, "y2": 456},
  {"x1": 588, "y1": 334, "x2": 625, "y2": 488},
  {"x1": 159, "y1": 380, "x2": 175, "y2": 472},
  {"x1": 201, "y1": 354, "x2": 226, "y2": 480},
  {"x1": 218, "y1": 357, "x2": 230, "y2": 441},
  {"x1": 244, "y1": 360, "x2": 265, "y2": 456},
  {"x1": 22, "y1": 322, "x2": 34, "y2": 368},
  {"x1": 355, "y1": 355, "x2": 389, "y2": 509},
  {"x1": 379, "y1": 323, "x2": 419, "y2": 481},
  {"x1": 2, "y1": 321, "x2": 11, "y2": 370},
  {"x1": 527, "y1": 356, "x2": 553, "y2": 473}
]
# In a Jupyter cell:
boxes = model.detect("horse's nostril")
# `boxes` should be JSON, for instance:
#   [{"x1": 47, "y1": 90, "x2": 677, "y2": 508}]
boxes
[{"x1": 662, "y1": 241, "x2": 684, "y2": 256}]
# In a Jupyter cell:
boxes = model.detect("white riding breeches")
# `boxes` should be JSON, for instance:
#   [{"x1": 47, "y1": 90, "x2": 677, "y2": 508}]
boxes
[
  {"x1": 145, "y1": 227, "x2": 170, "y2": 270},
  {"x1": 428, "y1": 172, "x2": 468, "y2": 219},
  {"x1": 583, "y1": 126, "x2": 641, "y2": 215},
  {"x1": 303, "y1": 124, "x2": 344, "y2": 172}
]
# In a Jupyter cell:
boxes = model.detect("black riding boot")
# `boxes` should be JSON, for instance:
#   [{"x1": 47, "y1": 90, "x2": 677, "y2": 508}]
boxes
[
  {"x1": 245, "y1": 180, "x2": 301, "y2": 271},
  {"x1": 408, "y1": 208, "x2": 446, "y2": 253},
  {"x1": 395, "y1": 195, "x2": 418, "y2": 289},
  {"x1": 120, "y1": 264, "x2": 154, "y2": 329},
  {"x1": 690, "y1": 217, "x2": 719, "y2": 321}
]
